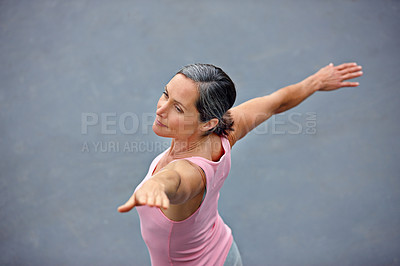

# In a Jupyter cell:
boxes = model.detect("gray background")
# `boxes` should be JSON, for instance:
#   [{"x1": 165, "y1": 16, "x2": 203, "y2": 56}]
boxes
[{"x1": 1, "y1": 0, "x2": 399, "y2": 265}]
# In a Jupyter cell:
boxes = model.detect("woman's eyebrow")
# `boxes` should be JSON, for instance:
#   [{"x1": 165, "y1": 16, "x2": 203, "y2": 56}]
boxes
[{"x1": 165, "y1": 86, "x2": 188, "y2": 110}]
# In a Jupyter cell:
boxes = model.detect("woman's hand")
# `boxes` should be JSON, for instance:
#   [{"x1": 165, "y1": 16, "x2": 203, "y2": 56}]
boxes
[
  {"x1": 315, "y1": 62, "x2": 363, "y2": 91},
  {"x1": 118, "y1": 179, "x2": 170, "y2": 213}
]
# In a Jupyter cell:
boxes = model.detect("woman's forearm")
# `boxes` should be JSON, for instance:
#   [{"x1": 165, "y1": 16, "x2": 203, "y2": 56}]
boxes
[{"x1": 273, "y1": 74, "x2": 321, "y2": 114}]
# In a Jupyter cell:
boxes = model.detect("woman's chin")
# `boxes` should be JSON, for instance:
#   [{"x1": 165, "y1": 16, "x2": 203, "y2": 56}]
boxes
[
  {"x1": 152, "y1": 124, "x2": 169, "y2": 137},
  {"x1": 152, "y1": 124, "x2": 160, "y2": 135}
]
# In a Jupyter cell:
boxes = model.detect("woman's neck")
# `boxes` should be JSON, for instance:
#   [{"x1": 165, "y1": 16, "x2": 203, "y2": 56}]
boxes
[{"x1": 168, "y1": 134, "x2": 211, "y2": 159}]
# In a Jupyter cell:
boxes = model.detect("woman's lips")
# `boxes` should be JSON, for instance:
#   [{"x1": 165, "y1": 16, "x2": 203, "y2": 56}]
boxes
[{"x1": 156, "y1": 119, "x2": 167, "y2": 128}]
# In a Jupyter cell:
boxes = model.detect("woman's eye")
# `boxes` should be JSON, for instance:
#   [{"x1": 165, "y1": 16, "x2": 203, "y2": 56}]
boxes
[
  {"x1": 162, "y1": 90, "x2": 183, "y2": 113},
  {"x1": 175, "y1": 105, "x2": 183, "y2": 113}
]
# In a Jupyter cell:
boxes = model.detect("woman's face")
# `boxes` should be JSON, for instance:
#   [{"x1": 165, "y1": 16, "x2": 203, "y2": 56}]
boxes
[{"x1": 152, "y1": 74, "x2": 203, "y2": 139}]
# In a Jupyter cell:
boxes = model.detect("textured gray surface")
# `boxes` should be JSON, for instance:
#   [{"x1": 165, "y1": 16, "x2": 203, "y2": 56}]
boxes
[{"x1": 1, "y1": 0, "x2": 399, "y2": 265}]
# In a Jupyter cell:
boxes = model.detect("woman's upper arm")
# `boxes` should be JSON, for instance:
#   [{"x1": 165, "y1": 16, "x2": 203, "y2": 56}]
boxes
[{"x1": 228, "y1": 93, "x2": 283, "y2": 145}]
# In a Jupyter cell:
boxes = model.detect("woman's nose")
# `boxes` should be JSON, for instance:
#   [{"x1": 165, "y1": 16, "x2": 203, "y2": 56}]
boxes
[{"x1": 156, "y1": 101, "x2": 167, "y2": 117}]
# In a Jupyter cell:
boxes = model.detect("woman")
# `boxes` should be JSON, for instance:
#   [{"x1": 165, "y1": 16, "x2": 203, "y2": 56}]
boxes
[{"x1": 118, "y1": 62, "x2": 363, "y2": 265}]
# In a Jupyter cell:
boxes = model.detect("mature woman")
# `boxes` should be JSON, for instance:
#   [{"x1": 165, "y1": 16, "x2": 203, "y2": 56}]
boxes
[{"x1": 118, "y1": 63, "x2": 363, "y2": 265}]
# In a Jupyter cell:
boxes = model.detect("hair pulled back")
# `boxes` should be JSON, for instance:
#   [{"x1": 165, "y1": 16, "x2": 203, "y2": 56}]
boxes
[{"x1": 177, "y1": 63, "x2": 236, "y2": 136}]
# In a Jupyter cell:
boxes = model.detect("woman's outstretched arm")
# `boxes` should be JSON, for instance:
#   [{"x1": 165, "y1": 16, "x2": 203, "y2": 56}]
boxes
[
  {"x1": 228, "y1": 62, "x2": 363, "y2": 145},
  {"x1": 118, "y1": 160, "x2": 205, "y2": 212}
]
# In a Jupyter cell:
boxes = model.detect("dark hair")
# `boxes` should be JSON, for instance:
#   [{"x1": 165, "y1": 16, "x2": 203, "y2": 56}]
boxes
[{"x1": 177, "y1": 63, "x2": 236, "y2": 136}]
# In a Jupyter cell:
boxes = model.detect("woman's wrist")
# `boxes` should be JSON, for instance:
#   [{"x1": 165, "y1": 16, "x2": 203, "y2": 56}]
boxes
[{"x1": 302, "y1": 74, "x2": 322, "y2": 93}]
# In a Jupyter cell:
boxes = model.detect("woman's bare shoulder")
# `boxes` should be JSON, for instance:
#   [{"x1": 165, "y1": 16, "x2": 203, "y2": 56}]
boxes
[{"x1": 210, "y1": 133, "x2": 227, "y2": 161}]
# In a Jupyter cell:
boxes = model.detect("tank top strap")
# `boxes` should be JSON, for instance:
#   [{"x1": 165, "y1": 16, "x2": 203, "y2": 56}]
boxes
[
  {"x1": 183, "y1": 157, "x2": 216, "y2": 187},
  {"x1": 178, "y1": 136, "x2": 231, "y2": 190}
]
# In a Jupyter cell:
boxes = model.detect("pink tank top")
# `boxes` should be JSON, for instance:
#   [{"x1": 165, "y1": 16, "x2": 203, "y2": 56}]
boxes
[{"x1": 136, "y1": 136, "x2": 233, "y2": 266}]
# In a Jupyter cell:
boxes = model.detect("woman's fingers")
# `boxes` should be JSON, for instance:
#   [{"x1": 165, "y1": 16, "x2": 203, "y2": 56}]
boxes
[
  {"x1": 154, "y1": 195, "x2": 162, "y2": 207},
  {"x1": 336, "y1": 62, "x2": 359, "y2": 71},
  {"x1": 337, "y1": 64, "x2": 363, "y2": 81},
  {"x1": 338, "y1": 64, "x2": 362, "y2": 76},
  {"x1": 339, "y1": 65, "x2": 362, "y2": 75},
  {"x1": 136, "y1": 194, "x2": 147, "y2": 206},
  {"x1": 342, "y1": 71, "x2": 363, "y2": 81},
  {"x1": 146, "y1": 196, "x2": 155, "y2": 207},
  {"x1": 117, "y1": 194, "x2": 137, "y2": 213},
  {"x1": 340, "y1": 81, "x2": 360, "y2": 87},
  {"x1": 161, "y1": 197, "x2": 170, "y2": 210},
  {"x1": 151, "y1": 193, "x2": 169, "y2": 208},
  {"x1": 118, "y1": 192, "x2": 169, "y2": 212}
]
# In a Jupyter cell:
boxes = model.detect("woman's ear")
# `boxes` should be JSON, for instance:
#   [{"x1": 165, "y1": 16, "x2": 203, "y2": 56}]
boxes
[{"x1": 200, "y1": 118, "x2": 219, "y2": 133}]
